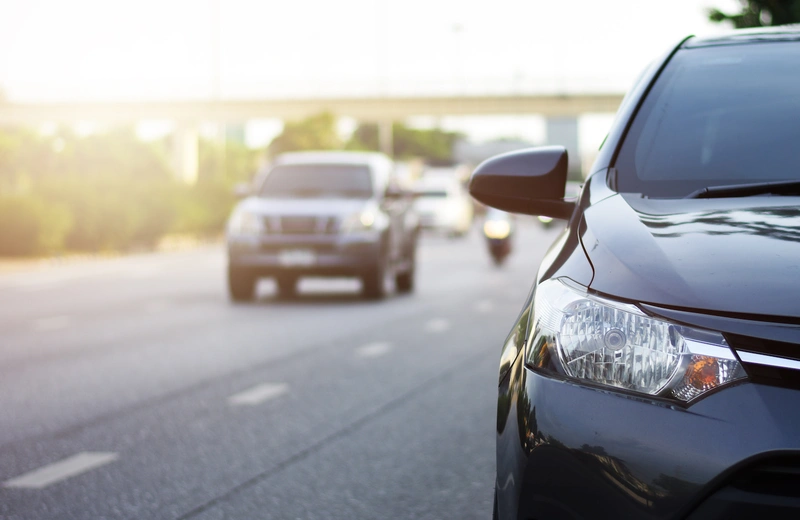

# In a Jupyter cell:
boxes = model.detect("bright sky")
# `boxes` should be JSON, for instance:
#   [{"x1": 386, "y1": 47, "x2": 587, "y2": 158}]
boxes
[{"x1": 0, "y1": 0, "x2": 741, "y2": 148}]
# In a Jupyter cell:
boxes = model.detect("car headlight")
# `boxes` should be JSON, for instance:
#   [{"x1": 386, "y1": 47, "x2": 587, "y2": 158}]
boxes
[
  {"x1": 527, "y1": 278, "x2": 747, "y2": 402},
  {"x1": 227, "y1": 210, "x2": 263, "y2": 236},
  {"x1": 340, "y1": 210, "x2": 377, "y2": 233},
  {"x1": 483, "y1": 219, "x2": 511, "y2": 239}
]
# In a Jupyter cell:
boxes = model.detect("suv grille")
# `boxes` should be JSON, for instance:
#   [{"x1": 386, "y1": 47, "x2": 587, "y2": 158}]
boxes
[{"x1": 263, "y1": 216, "x2": 338, "y2": 235}]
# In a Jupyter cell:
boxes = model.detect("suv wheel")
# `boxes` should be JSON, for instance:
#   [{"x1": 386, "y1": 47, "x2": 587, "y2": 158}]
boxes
[
  {"x1": 362, "y1": 254, "x2": 390, "y2": 300},
  {"x1": 395, "y1": 239, "x2": 416, "y2": 294},
  {"x1": 228, "y1": 265, "x2": 256, "y2": 302}
]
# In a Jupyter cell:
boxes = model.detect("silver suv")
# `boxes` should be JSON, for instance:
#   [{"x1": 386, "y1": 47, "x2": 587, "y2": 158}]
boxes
[{"x1": 226, "y1": 151, "x2": 419, "y2": 301}]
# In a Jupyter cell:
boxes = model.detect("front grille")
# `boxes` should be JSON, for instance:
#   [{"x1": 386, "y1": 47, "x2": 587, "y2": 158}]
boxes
[
  {"x1": 263, "y1": 216, "x2": 338, "y2": 235},
  {"x1": 731, "y1": 458, "x2": 800, "y2": 497},
  {"x1": 689, "y1": 456, "x2": 800, "y2": 519},
  {"x1": 259, "y1": 243, "x2": 335, "y2": 254},
  {"x1": 726, "y1": 334, "x2": 800, "y2": 390},
  {"x1": 728, "y1": 334, "x2": 800, "y2": 360}
]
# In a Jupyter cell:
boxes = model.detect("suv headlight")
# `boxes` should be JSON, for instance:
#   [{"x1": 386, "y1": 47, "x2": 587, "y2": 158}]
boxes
[
  {"x1": 227, "y1": 210, "x2": 263, "y2": 236},
  {"x1": 340, "y1": 210, "x2": 379, "y2": 233},
  {"x1": 528, "y1": 278, "x2": 747, "y2": 403}
]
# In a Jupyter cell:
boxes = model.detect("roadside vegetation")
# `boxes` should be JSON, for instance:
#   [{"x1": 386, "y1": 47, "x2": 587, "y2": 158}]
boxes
[
  {"x1": 708, "y1": 0, "x2": 800, "y2": 27},
  {"x1": 0, "y1": 113, "x2": 461, "y2": 257},
  {"x1": 0, "y1": 127, "x2": 259, "y2": 256}
]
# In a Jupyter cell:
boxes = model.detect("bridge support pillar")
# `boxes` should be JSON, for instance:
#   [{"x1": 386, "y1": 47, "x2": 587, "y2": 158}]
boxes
[
  {"x1": 545, "y1": 117, "x2": 581, "y2": 179},
  {"x1": 172, "y1": 124, "x2": 200, "y2": 184},
  {"x1": 378, "y1": 119, "x2": 393, "y2": 158}
]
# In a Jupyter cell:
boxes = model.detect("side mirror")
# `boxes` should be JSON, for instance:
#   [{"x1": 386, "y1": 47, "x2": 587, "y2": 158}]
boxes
[
  {"x1": 468, "y1": 146, "x2": 574, "y2": 219},
  {"x1": 384, "y1": 185, "x2": 405, "y2": 199}
]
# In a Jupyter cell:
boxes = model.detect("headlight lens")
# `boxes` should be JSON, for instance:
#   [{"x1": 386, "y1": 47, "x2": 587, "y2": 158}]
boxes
[
  {"x1": 341, "y1": 210, "x2": 376, "y2": 233},
  {"x1": 527, "y1": 278, "x2": 747, "y2": 402},
  {"x1": 227, "y1": 210, "x2": 263, "y2": 236}
]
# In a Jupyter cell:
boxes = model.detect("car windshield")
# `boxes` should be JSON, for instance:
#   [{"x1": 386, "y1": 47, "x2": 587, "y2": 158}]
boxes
[
  {"x1": 615, "y1": 41, "x2": 800, "y2": 198},
  {"x1": 259, "y1": 164, "x2": 373, "y2": 198}
]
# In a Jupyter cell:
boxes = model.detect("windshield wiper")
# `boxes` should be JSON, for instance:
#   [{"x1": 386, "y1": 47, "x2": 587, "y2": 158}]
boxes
[{"x1": 685, "y1": 180, "x2": 800, "y2": 199}]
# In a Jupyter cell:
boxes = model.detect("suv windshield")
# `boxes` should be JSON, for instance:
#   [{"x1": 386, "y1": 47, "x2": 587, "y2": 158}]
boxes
[
  {"x1": 259, "y1": 164, "x2": 373, "y2": 198},
  {"x1": 615, "y1": 41, "x2": 800, "y2": 198}
]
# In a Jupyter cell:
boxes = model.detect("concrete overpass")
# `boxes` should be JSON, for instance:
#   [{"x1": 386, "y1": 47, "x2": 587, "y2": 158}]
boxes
[{"x1": 0, "y1": 93, "x2": 625, "y2": 182}]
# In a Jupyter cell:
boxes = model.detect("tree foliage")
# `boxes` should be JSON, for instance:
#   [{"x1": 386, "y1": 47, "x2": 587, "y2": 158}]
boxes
[
  {"x1": 347, "y1": 122, "x2": 463, "y2": 163},
  {"x1": 268, "y1": 112, "x2": 341, "y2": 157},
  {"x1": 198, "y1": 138, "x2": 262, "y2": 184},
  {"x1": 0, "y1": 126, "x2": 261, "y2": 255},
  {"x1": 709, "y1": 0, "x2": 800, "y2": 27}
]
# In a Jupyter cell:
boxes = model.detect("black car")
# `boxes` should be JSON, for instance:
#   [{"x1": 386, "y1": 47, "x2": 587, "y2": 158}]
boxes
[
  {"x1": 227, "y1": 151, "x2": 419, "y2": 300},
  {"x1": 470, "y1": 27, "x2": 800, "y2": 519}
]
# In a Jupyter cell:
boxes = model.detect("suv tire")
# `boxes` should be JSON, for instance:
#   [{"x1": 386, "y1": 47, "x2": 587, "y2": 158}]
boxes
[
  {"x1": 362, "y1": 254, "x2": 389, "y2": 300},
  {"x1": 395, "y1": 238, "x2": 416, "y2": 294},
  {"x1": 228, "y1": 265, "x2": 256, "y2": 302}
]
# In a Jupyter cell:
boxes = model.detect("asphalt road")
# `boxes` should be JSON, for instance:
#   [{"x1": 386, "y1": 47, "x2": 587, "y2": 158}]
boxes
[{"x1": 0, "y1": 218, "x2": 560, "y2": 520}]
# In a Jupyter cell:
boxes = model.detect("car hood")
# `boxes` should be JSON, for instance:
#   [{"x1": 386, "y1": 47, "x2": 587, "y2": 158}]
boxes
[
  {"x1": 236, "y1": 197, "x2": 370, "y2": 217},
  {"x1": 580, "y1": 194, "x2": 800, "y2": 318}
]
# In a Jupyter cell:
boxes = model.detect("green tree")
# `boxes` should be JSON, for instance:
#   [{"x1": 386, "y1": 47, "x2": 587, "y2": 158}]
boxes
[
  {"x1": 268, "y1": 112, "x2": 341, "y2": 156},
  {"x1": 347, "y1": 122, "x2": 463, "y2": 163},
  {"x1": 198, "y1": 138, "x2": 263, "y2": 183},
  {"x1": 0, "y1": 124, "x2": 261, "y2": 255},
  {"x1": 0, "y1": 196, "x2": 72, "y2": 255},
  {"x1": 709, "y1": 0, "x2": 800, "y2": 27}
]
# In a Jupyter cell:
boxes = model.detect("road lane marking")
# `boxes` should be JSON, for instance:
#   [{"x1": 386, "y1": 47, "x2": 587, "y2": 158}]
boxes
[
  {"x1": 425, "y1": 318, "x2": 451, "y2": 333},
  {"x1": 474, "y1": 300, "x2": 494, "y2": 313},
  {"x1": 34, "y1": 315, "x2": 71, "y2": 331},
  {"x1": 355, "y1": 342, "x2": 392, "y2": 359},
  {"x1": 3, "y1": 452, "x2": 118, "y2": 489},
  {"x1": 228, "y1": 383, "x2": 289, "y2": 406}
]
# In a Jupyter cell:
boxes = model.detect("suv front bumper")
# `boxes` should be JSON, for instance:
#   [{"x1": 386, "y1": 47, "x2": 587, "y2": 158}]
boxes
[{"x1": 227, "y1": 232, "x2": 382, "y2": 277}]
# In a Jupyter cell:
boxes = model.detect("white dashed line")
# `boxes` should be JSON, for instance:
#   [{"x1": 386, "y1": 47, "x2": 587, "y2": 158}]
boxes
[
  {"x1": 228, "y1": 383, "x2": 289, "y2": 406},
  {"x1": 355, "y1": 342, "x2": 392, "y2": 359},
  {"x1": 474, "y1": 300, "x2": 494, "y2": 313},
  {"x1": 3, "y1": 452, "x2": 118, "y2": 489},
  {"x1": 425, "y1": 318, "x2": 451, "y2": 333},
  {"x1": 34, "y1": 315, "x2": 71, "y2": 332}
]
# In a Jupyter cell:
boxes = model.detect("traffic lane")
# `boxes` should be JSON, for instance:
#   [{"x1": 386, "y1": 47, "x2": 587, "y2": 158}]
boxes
[
  {"x1": 0, "y1": 226, "x2": 481, "y2": 364},
  {"x1": 0, "y1": 219, "x2": 559, "y2": 518},
  {"x1": 191, "y1": 348, "x2": 498, "y2": 520},
  {"x1": 0, "y1": 266, "x2": 525, "y2": 519},
  {"x1": 0, "y1": 224, "x2": 545, "y2": 446},
  {"x1": 0, "y1": 220, "x2": 476, "y2": 327},
  {"x1": 0, "y1": 246, "x2": 225, "y2": 325},
  {"x1": 0, "y1": 218, "x2": 544, "y2": 330},
  {"x1": 0, "y1": 270, "x2": 501, "y2": 446}
]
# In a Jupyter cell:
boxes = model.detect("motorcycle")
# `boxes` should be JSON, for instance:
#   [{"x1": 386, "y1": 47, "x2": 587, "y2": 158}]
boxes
[{"x1": 482, "y1": 208, "x2": 514, "y2": 266}]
